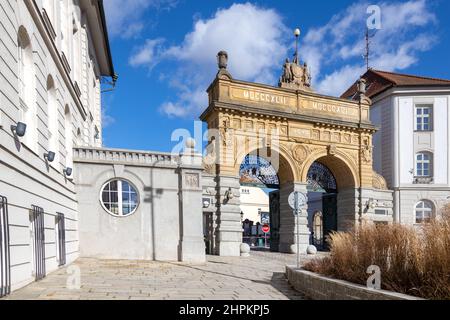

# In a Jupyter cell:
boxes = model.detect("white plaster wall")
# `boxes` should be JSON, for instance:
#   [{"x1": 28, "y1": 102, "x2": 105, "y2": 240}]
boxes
[
  {"x1": 399, "y1": 189, "x2": 450, "y2": 225},
  {"x1": 371, "y1": 96, "x2": 394, "y2": 188},
  {"x1": 372, "y1": 90, "x2": 450, "y2": 224},
  {"x1": 398, "y1": 97, "x2": 414, "y2": 185},
  {"x1": 0, "y1": 0, "x2": 108, "y2": 292},
  {"x1": 240, "y1": 187, "x2": 269, "y2": 223},
  {"x1": 434, "y1": 97, "x2": 448, "y2": 185},
  {"x1": 371, "y1": 103, "x2": 382, "y2": 175},
  {"x1": 74, "y1": 159, "x2": 204, "y2": 262}
]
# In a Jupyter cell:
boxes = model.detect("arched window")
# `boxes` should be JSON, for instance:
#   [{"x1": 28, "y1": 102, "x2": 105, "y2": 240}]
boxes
[
  {"x1": 18, "y1": 26, "x2": 37, "y2": 152},
  {"x1": 312, "y1": 211, "x2": 323, "y2": 248},
  {"x1": 100, "y1": 179, "x2": 139, "y2": 217},
  {"x1": 416, "y1": 152, "x2": 433, "y2": 177},
  {"x1": 47, "y1": 76, "x2": 59, "y2": 167},
  {"x1": 415, "y1": 200, "x2": 434, "y2": 224},
  {"x1": 64, "y1": 105, "x2": 73, "y2": 167}
]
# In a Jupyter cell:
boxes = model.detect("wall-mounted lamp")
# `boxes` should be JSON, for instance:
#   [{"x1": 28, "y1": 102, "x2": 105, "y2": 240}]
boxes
[
  {"x1": 203, "y1": 199, "x2": 211, "y2": 209},
  {"x1": 11, "y1": 122, "x2": 27, "y2": 137},
  {"x1": 225, "y1": 188, "x2": 234, "y2": 201},
  {"x1": 63, "y1": 167, "x2": 73, "y2": 177},
  {"x1": 366, "y1": 198, "x2": 376, "y2": 210},
  {"x1": 44, "y1": 151, "x2": 56, "y2": 163}
]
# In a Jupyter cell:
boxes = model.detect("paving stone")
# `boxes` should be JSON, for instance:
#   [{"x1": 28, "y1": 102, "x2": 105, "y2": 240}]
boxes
[{"x1": 3, "y1": 251, "x2": 318, "y2": 300}]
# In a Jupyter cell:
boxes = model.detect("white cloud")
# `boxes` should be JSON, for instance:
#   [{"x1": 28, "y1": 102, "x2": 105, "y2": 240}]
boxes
[
  {"x1": 129, "y1": 3, "x2": 289, "y2": 117},
  {"x1": 103, "y1": 0, "x2": 178, "y2": 39},
  {"x1": 303, "y1": 0, "x2": 438, "y2": 96},
  {"x1": 129, "y1": 0, "x2": 438, "y2": 116},
  {"x1": 129, "y1": 38, "x2": 165, "y2": 68},
  {"x1": 102, "y1": 109, "x2": 116, "y2": 128}
]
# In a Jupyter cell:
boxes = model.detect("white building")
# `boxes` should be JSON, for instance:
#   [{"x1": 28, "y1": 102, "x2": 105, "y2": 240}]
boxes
[
  {"x1": 0, "y1": 0, "x2": 114, "y2": 295},
  {"x1": 343, "y1": 69, "x2": 450, "y2": 225},
  {"x1": 1, "y1": 1, "x2": 207, "y2": 298},
  {"x1": 240, "y1": 187, "x2": 270, "y2": 224}
]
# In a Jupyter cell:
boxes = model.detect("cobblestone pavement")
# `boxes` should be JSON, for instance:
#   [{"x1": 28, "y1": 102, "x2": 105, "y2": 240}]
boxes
[{"x1": 4, "y1": 251, "x2": 319, "y2": 300}]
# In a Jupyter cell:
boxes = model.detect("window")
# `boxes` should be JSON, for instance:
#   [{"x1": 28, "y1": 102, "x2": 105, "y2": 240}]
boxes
[
  {"x1": 18, "y1": 26, "x2": 37, "y2": 152},
  {"x1": 416, "y1": 152, "x2": 432, "y2": 177},
  {"x1": 47, "y1": 76, "x2": 59, "y2": 167},
  {"x1": 101, "y1": 180, "x2": 139, "y2": 217},
  {"x1": 415, "y1": 105, "x2": 433, "y2": 131},
  {"x1": 374, "y1": 209, "x2": 388, "y2": 215},
  {"x1": 64, "y1": 105, "x2": 73, "y2": 167},
  {"x1": 415, "y1": 200, "x2": 434, "y2": 224},
  {"x1": 312, "y1": 211, "x2": 323, "y2": 248}
]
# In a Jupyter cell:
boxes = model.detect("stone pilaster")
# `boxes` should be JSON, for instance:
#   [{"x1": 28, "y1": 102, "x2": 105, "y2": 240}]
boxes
[
  {"x1": 337, "y1": 188, "x2": 359, "y2": 232},
  {"x1": 279, "y1": 182, "x2": 311, "y2": 254},
  {"x1": 215, "y1": 175, "x2": 242, "y2": 256},
  {"x1": 178, "y1": 148, "x2": 206, "y2": 264}
]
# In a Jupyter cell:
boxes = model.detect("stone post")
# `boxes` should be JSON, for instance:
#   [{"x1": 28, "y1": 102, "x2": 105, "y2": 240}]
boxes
[
  {"x1": 178, "y1": 139, "x2": 206, "y2": 263},
  {"x1": 279, "y1": 182, "x2": 311, "y2": 254},
  {"x1": 215, "y1": 175, "x2": 242, "y2": 256}
]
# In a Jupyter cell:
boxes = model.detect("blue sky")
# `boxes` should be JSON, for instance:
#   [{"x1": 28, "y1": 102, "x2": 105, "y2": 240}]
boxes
[{"x1": 102, "y1": 0, "x2": 450, "y2": 153}]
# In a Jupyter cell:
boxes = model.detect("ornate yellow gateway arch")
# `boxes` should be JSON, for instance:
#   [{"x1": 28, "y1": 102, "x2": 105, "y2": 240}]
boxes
[{"x1": 201, "y1": 51, "x2": 393, "y2": 257}]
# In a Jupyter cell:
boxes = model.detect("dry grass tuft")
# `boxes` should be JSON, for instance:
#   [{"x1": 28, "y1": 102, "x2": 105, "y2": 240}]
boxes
[{"x1": 304, "y1": 212, "x2": 450, "y2": 300}]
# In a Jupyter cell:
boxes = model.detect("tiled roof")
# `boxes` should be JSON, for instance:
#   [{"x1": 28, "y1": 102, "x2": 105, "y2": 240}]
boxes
[{"x1": 341, "y1": 69, "x2": 450, "y2": 100}]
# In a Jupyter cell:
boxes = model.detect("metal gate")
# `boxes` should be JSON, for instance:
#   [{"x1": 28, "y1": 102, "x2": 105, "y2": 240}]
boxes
[
  {"x1": 57, "y1": 213, "x2": 66, "y2": 266},
  {"x1": 1, "y1": 195, "x2": 11, "y2": 298},
  {"x1": 269, "y1": 190, "x2": 280, "y2": 252},
  {"x1": 31, "y1": 206, "x2": 46, "y2": 281}
]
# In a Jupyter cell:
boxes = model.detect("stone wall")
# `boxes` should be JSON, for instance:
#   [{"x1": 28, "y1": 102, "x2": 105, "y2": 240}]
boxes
[
  {"x1": 286, "y1": 266, "x2": 423, "y2": 300},
  {"x1": 73, "y1": 146, "x2": 206, "y2": 264},
  {"x1": 0, "y1": 0, "x2": 109, "y2": 292}
]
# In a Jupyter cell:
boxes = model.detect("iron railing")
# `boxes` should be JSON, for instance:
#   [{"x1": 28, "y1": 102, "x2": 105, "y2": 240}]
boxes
[
  {"x1": 0, "y1": 196, "x2": 11, "y2": 298},
  {"x1": 31, "y1": 206, "x2": 46, "y2": 281}
]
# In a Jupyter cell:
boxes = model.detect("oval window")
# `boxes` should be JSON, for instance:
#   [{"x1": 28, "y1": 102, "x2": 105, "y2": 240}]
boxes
[{"x1": 100, "y1": 179, "x2": 139, "y2": 217}]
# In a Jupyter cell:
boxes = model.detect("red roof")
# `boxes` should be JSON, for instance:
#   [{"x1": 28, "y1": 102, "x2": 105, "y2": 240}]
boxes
[{"x1": 341, "y1": 69, "x2": 450, "y2": 100}]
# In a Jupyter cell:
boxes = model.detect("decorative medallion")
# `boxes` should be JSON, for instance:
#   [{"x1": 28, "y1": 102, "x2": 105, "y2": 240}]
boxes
[{"x1": 292, "y1": 145, "x2": 308, "y2": 164}]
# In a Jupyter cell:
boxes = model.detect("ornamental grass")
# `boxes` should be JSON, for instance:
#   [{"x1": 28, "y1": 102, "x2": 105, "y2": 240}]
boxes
[{"x1": 304, "y1": 207, "x2": 450, "y2": 300}]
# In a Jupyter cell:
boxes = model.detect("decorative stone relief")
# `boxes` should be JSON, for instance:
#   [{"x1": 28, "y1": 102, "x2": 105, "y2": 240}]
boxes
[
  {"x1": 185, "y1": 173, "x2": 200, "y2": 188},
  {"x1": 232, "y1": 119, "x2": 241, "y2": 130},
  {"x1": 292, "y1": 145, "x2": 308, "y2": 164},
  {"x1": 327, "y1": 145, "x2": 337, "y2": 156},
  {"x1": 331, "y1": 132, "x2": 341, "y2": 143},
  {"x1": 311, "y1": 130, "x2": 320, "y2": 140},
  {"x1": 343, "y1": 134, "x2": 351, "y2": 144},
  {"x1": 372, "y1": 171, "x2": 388, "y2": 190},
  {"x1": 361, "y1": 145, "x2": 373, "y2": 163}
]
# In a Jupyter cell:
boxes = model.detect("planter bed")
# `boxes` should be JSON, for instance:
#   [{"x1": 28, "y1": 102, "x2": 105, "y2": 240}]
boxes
[{"x1": 286, "y1": 266, "x2": 424, "y2": 300}]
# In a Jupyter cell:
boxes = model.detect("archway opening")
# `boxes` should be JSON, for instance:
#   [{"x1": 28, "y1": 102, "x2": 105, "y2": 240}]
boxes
[
  {"x1": 239, "y1": 149, "x2": 295, "y2": 252},
  {"x1": 307, "y1": 161, "x2": 338, "y2": 250},
  {"x1": 304, "y1": 155, "x2": 357, "y2": 250}
]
